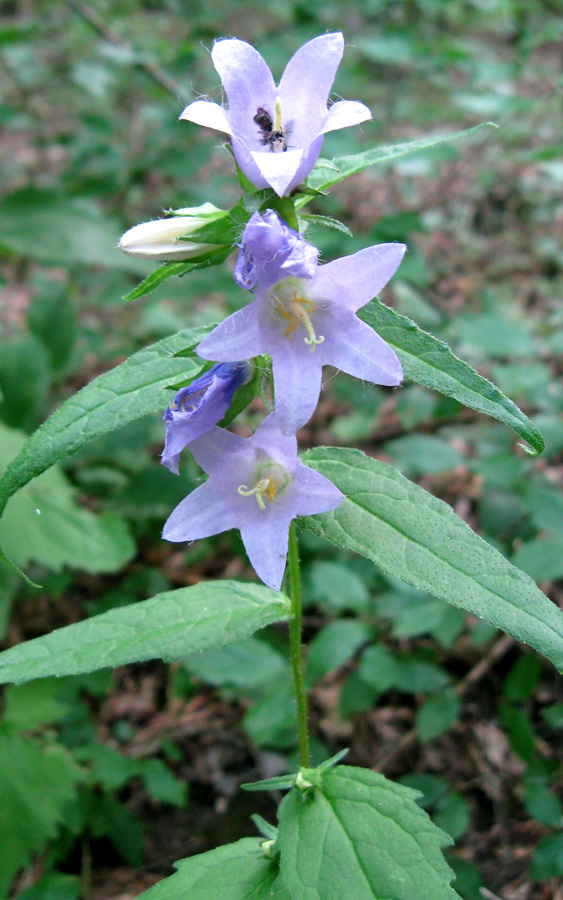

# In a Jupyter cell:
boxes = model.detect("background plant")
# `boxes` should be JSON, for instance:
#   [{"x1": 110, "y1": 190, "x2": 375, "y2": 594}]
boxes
[{"x1": 0, "y1": 1, "x2": 562, "y2": 898}]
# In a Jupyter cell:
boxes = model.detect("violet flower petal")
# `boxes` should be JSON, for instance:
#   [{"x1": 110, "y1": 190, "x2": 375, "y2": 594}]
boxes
[
  {"x1": 188, "y1": 425, "x2": 248, "y2": 474},
  {"x1": 234, "y1": 210, "x2": 319, "y2": 291},
  {"x1": 162, "y1": 479, "x2": 240, "y2": 542},
  {"x1": 197, "y1": 301, "x2": 265, "y2": 362},
  {"x1": 212, "y1": 38, "x2": 276, "y2": 145},
  {"x1": 162, "y1": 414, "x2": 343, "y2": 591},
  {"x1": 322, "y1": 314, "x2": 403, "y2": 385},
  {"x1": 293, "y1": 463, "x2": 345, "y2": 516},
  {"x1": 240, "y1": 514, "x2": 292, "y2": 591},
  {"x1": 309, "y1": 243, "x2": 407, "y2": 312},
  {"x1": 251, "y1": 148, "x2": 305, "y2": 198},
  {"x1": 322, "y1": 100, "x2": 372, "y2": 134},
  {"x1": 272, "y1": 346, "x2": 324, "y2": 435},
  {"x1": 178, "y1": 99, "x2": 231, "y2": 134},
  {"x1": 161, "y1": 362, "x2": 249, "y2": 475},
  {"x1": 252, "y1": 412, "x2": 299, "y2": 460},
  {"x1": 279, "y1": 33, "x2": 344, "y2": 144}
]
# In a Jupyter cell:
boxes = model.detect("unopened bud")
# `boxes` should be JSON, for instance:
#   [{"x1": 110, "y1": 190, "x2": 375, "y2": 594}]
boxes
[{"x1": 119, "y1": 203, "x2": 227, "y2": 261}]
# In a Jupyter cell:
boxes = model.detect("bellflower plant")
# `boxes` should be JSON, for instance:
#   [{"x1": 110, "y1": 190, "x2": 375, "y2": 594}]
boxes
[
  {"x1": 0, "y1": 25, "x2": 557, "y2": 900},
  {"x1": 179, "y1": 33, "x2": 371, "y2": 196},
  {"x1": 197, "y1": 211, "x2": 405, "y2": 433},
  {"x1": 163, "y1": 414, "x2": 343, "y2": 590},
  {"x1": 162, "y1": 361, "x2": 250, "y2": 475}
]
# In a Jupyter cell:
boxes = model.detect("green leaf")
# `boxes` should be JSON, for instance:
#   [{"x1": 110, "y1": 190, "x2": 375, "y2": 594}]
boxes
[
  {"x1": 3, "y1": 678, "x2": 73, "y2": 730},
  {"x1": 395, "y1": 659, "x2": 451, "y2": 694},
  {"x1": 530, "y1": 833, "x2": 563, "y2": 881},
  {"x1": 243, "y1": 676, "x2": 297, "y2": 749},
  {"x1": 301, "y1": 448, "x2": 563, "y2": 672},
  {"x1": 542, "y1": 702, "x2": 563, "y2": 730},
  {"x1": 307, "y1": 560, "x2": 370, "y2": 613},
  {"x1": 123, "y1": 247, "x2": 232, "y2": 302},
  {"x1": 434, "y1": 792, "x2": 470, "y2": 841},
  {"x1": 0, "y1": 729, "x2": 81, "y2": 897},
  {"x1": 523, "y1": 772, "x2": 563, "y2": 828},
  {"x1": 417, "y1": 690, "x2": 461, "y2": 741},
  {"x1": 305, "y1": 123, "x2": 497, "y2": 194},
  {"x1": 0, "y1": 581, "x2": 289, "y2": 685},
  {"x1": 141, "y1": 758, "x2": 187, "y2": 807},
  {"x1": 277, "y1": 765, "x2": 459, "y2": 900},
  {"x1": 501, "y1": 703, "x2": 537, "y2": 763},
  {"x1": 512, "y1": 534, "x2": 563, "y2": 582},
  {"x1": 0, "y1": 326, "x2": 210, "y2": 576},
  {"x1": 0, "y1": 422, "x2": 134, "y2": 574},
  {"x1": 306, "y1": 620, "x2": 371, "y2": 687},
  {"x1": 358, "y1": 645, "x2": 399, "y2": 693},
  {"x1": 17, "y1": 872, "x2": 81, "y2": 900},
  {"x1": 185, "y1": 636, "x2": 287, "y2": 693},
  {"x1": 0, "y1": 188, "x2": 143, "y2": 271},
  {"x1": 299, "y1": 214, "x2": 353, "y2": 237},
  {"x1": 122, "y1": 261, "x2": 195, "y2": 302},
  {"x1": 503, "y1": 653, "x2": 540, "y2": 703},
  {"x1": 360, "y1": 300, "x2": 544, "y2": 455},
  {"x1": 136, "y1": 837, "x2": 283, "y2": 900}
]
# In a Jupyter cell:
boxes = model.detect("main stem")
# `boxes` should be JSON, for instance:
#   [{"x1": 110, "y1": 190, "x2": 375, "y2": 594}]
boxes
[{"x1": 288, "y1": 521, "x2": 310, "y2": 768}]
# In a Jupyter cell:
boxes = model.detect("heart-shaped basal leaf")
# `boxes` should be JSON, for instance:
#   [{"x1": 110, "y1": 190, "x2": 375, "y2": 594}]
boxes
[
  {"x1": 302, "y1": 448, "x2": 563, "y2": 672},
  {"x1": 0, "y1": 326, "x2": 211, "y2": 575},
  {"x1": 361, "y1": 300, "x2": 543, "y2": 455},
  {"x1": 135, "y1": 837, "x2": 284, "y2": 900},
  {"x1": 277, "y1": 765, "x2": 459, "y2": 900},
  {"x1": 0, "y1": 581, "x2": 289, "y2": 685}
]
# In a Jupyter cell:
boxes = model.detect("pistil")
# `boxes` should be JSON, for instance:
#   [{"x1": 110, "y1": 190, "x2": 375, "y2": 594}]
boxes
[
  {"x1": 278, "y1": 290, "x2": 325, "y2": 352},
  {"x1": 274, "y1": 97, "x2": 283, "y2": 133},
  {"x1": 238, "y1": 474, "x2": 280, "y2": 510}
]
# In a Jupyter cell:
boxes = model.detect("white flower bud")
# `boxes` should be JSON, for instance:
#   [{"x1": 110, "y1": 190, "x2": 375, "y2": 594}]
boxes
[{"x1": 119, "y1": 203, "x2": 226, "y2": 261}]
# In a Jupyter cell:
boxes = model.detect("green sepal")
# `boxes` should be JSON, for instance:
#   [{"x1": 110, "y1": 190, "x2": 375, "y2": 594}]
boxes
[
  {"x1": 242, "y1": 774, "x2": 296, "y2": 792},
  {"x1": 251, "y1": 815, "x2": 279, "y2": 841}
]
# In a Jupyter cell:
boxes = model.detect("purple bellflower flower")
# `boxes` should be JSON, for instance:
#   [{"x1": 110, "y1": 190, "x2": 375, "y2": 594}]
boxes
[
  {"x1": 162, "y1": 414, "x2": 343, "y2": 591},
  {"x1": 234, "y1": 210, "x2": 319, "y2": 291},
  {"x1": 179, "y1": 33, "x2": 371, "y2": 197},
  {"x1": 196, "y1": 212, "x2": 406, "y2": 435},
  {"x1": 162, "y1": 361, "x2": 250, "y2": 475}
]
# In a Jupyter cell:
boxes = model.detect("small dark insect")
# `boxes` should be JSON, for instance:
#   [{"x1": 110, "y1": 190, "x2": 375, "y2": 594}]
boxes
[{"x1": 254, "y1": 106, "x2": 288, "y2": 153}]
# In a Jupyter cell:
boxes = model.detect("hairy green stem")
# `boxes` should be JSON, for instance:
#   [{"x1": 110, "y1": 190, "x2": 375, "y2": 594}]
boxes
[{"x1": 288, "y1": 521, "x2": 310, "y2": 767}]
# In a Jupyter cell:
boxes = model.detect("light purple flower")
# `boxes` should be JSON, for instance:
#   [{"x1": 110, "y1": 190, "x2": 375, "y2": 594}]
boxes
[
  {"x1": 162, "y1": 362, "x2": 250, "y2": 475},
  {"x1": 162, "y1": 414, "x2": 343, "y2": 590},
  {"x1": 197, "y1": 213, "x2": 406, "y2": 434},
  {"x1": 234, "y1": 210, "x2": 318, "y2": 290},
  {"x1": 179, "y1": 33, "x2": 371, "y2": 197}
]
